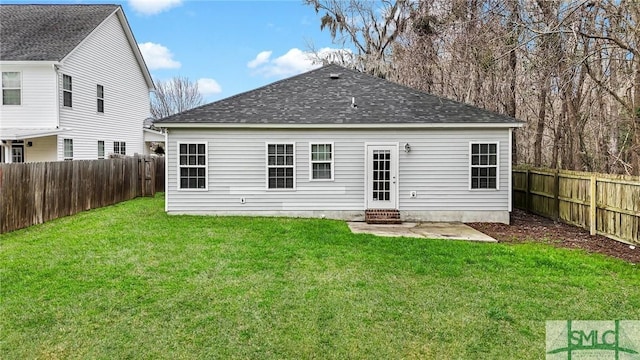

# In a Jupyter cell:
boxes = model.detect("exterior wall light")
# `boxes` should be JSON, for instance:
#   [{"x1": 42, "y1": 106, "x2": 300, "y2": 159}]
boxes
[{"x1": 404, "y1": 143, "x2": 411, "y2": 153}]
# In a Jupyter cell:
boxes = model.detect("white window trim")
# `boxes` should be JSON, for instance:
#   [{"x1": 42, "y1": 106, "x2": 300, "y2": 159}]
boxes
[
  {"x1": 11, "y1": 142, "x2": 24, "y2": 163},
  {"x1": 97, "y1": 84, "x2": 104, "y2": 113},
  {"x1": 265, "y1": 142, "x2": 296, "y2": 191},
  {"x1": 63, "y1": 138, "x2": 73, "y2": 160},
  {"x1": 177, "y1": 141, "x2": 208, "y2": 191},
  {"x1": 309, "y1": 142, "x2": 334, "y2": 181},
  {"x1": 62, "y1": 74, "x2": 72, "y2": 108},
  {"x1": 97, "y1": 140, "x2": 105, "y2": 159},
  {"x1": 113, "y1": 141, "x2": 126, "y2": 155},
  {"x1": 469, "y1": 141, "x2": 500, "y2": 190},
  {"x1": 2, "y1": 71, "x2": 21, "y2": 106}
]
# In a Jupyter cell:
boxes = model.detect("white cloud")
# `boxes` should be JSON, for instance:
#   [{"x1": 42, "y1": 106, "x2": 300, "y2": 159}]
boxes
[
  {"x1": 197, "y1": 78, "x2": 222, "y2": 95},
  {"x1": 138, "y1": 42, "x2": 181, "y2": 70},
  {"x1": 268, "y1": 48, "x2": 316, "y2": 76},
  {"x1": 247, "y1": 51, "x2": 272, "y2": 69},
  {"x1": 128, "y1": 0, "x2": 182, "y2": 15},
  {"x1": 249, "y1": 48, "x2": 353, "y2": 78}
]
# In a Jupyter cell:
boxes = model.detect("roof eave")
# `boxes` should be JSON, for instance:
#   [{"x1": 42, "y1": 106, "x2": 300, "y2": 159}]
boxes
[
  {"x1": 156, "y1": 122, "x2": 525, "y2": 129},
  {"x1": 114, "y1": 7, "x2": 154, "y2": 91},
  {"x1": 0, "y1": 60, "x2": 61, "y2": 65}
]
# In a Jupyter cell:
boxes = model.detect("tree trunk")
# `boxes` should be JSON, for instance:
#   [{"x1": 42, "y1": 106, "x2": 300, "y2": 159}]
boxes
[
  {"x1": 632, "y1": 66, "x2": 640, "y2": 175},
  {"x1": 534, "y1": 86, "x2": 547, "y2": 167},
  {"x1": 608, "y1": 56, "x2": 621, "y2": 173}
]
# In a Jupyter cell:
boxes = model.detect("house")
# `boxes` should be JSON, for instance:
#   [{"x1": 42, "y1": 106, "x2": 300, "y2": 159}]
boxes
[
  {"x1": 155, "y1": 65, "x2": 523, "y2": 223},
  {"x1": 0, "y1": 4, "x2": 154, "y2": 163}
]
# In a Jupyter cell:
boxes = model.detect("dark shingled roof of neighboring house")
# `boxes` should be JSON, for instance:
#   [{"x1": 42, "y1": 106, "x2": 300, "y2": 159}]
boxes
[
  {"x1": 0, "y1": 4, "x2": 119, "y2": 61},
  {"x1": 155, "y1": 64, "x2": 523, "y2": 126}
]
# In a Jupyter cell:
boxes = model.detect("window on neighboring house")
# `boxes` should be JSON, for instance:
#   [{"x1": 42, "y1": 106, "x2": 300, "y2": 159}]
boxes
[
  {"x1": 310, "y1": 143, "x2": 333, "y2": 180},
  {"x1": 64, "y1": 139, "x2": 73, "y2": 160},
  {"x1": 2, "y1": 72, "x2": 21, "y2": 105},
  {"x1": 98, "y1": 140, "x2": 105, "y2": 159},
  {"x1": 63, "y1": 74, "x2": 72, "y2": 107},
  {"x1": 179, "y1": 143, "x2": 207, "y2": 189},
  {"x1": 267, "y1": 143, "x2": 294, "y2": 189},
  {"x1": 97, "y1": 84, "x2": 104, "y2": 113},
  {"x1": 113, "y1": 141, "x2": 126, "y2": 155},
  {"x1": 11, "y1": 142, "x2": 24, "y2": 163},
  {"x1": 470, "y1": 142, "x2": 498, "y2": 189}
]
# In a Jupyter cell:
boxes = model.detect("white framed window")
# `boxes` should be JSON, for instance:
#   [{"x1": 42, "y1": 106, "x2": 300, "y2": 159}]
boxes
[
  {"x1": 64, "y1": 139, "x2": 73, "y2": 160},
  {"x1": 266, "y1": 143, "x2": 295, "y2": 189},
  {"x1": 309, "y1": 143, "x2": 333, "y2": 181},
  {"x1": 11, "y1": 142, "x2": 24, "y2": 163},
  {"x1": 98, "y1": 140, "x2": 105, "y2": 159},
  {"x1": 470, "y1": 142, "x2": 499, "y2": 189},
  {"x1": 178, "y1": 142, "x2": 207, "y2": 190},
  {"x1": 2, "y1": 72, "x2": 21, "y2": 105},
  {"x1": 113, "y1": 141, "x2": 126, "y2": 155},
  {"x1": 63, "y1": 74, "x2": 72, "y2": 107},
  {"x1": 97, "y1": 84, "x2": 104, "y2": 113}
]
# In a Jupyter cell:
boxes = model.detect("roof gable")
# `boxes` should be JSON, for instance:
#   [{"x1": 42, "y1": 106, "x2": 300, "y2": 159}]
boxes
[
  {"x1": 155, "y1": 64, "x2": 522, "y2": 126},
  {"x1": 0, "y1": 4, "x2": 119, "y2": 61}
]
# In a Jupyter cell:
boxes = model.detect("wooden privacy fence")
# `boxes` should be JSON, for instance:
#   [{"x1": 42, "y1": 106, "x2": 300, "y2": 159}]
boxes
[
  {"x1": 513, "y1": 167, "x2": 640, "y2": 245},
  {"x1": 0, "y1": 155, "x2": 165, "y2": 234}
]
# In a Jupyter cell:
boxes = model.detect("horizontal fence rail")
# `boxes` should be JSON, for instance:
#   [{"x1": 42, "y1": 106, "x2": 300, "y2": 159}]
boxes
[
  {"x1": 513, "y1": 167, "x2": 640, "y2": 245},
  {"x1": 0, "y1": 155, "x2": 164, "y2": 234}
]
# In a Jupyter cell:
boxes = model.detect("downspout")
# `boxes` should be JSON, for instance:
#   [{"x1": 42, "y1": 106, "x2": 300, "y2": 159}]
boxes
[
  {"x1": 508, "y1": 127, "x2": 513, "y2": 214},
  {"x1": 53, "y1": 64, "x2": 60, "y2": 128},
  {"x1": 164, "y1": 128, "x2": 169, "y2": 213},
  {"x1": 53, "y1": 63, "x2": 61, "y2": 161}
]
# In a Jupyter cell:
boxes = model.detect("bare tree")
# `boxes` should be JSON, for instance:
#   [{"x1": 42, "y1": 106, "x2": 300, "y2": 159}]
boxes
[
  {"x1": 309, "y1": 0, "x2": 639, "y2": 175},
  {"x1": 151, "y1": 76, "x2": 205, "y2": 119},
  {"x1": 392, "y1": 0, "x2": 640, "y2": 175},
  {"x1": 304, "y1": 0, "x2": 415, "y2": 77}
]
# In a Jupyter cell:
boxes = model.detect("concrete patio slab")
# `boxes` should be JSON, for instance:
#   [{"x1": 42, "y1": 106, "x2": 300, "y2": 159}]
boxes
[{"x1": 347, "y1": 221, "x2": 497, "y2": 242}]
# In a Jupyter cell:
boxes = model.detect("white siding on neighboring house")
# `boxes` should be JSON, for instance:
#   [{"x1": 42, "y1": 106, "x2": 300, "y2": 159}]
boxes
[
  {"x1": 56, "y1": 12, "x2": 149, "y2": 161},
  {"x1": 0, "y1": 63, "x2": 57, "y2": 128},
  {"x1": 165, "y1": 128, "x2": 512, "y2": 223}
]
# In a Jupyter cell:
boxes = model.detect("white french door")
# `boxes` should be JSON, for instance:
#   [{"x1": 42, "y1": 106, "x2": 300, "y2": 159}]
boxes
[{"x1": 366, "y1": 145, "x2": 397, "y2": 209}]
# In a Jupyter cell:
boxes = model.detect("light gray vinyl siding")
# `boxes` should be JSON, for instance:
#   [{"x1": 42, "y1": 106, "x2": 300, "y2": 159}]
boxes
[{"x1": 166, "y1": 128, "x2": 511, "y2": 214}]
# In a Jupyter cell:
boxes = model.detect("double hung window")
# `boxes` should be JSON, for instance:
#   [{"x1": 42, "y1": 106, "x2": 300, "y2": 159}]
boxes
[
  {"x1": 267, "y1": 144, "x2": 294, "y2": 189},
  {"x1": 470, "y1": 143, "x2": 498, "y2": 189},
  {"x1": 179, "y1": 143, "x2": 207, "y2": 189}
]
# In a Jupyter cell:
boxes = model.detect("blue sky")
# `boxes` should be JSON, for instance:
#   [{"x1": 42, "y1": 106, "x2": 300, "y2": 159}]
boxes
[{"x1": 7, "y1": 0, "x2": 349, "y2": 102}]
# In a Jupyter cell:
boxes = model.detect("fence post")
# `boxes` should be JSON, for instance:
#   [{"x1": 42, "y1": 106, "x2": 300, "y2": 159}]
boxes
[
  {"x1": 553, "y1": 169, "x2": 560, "y2": 220},
  {"x1": 525, "y1": 169, "x2": 530, "y2": 212},
  {"x1": 135, "y1": 154, "x2": 142, "y2": 198},
  {"x1": 590, "y1": 174, "x2": 597, "y2": 236}
]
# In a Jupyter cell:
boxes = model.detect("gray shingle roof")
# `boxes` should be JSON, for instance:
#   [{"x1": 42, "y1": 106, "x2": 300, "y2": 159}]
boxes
[
  {"x1": 155, "y1": 64, "x2": 522, "y2": 126},
  {"x1": 0, "y1": 4, "x2": 119, "y2": 61}
]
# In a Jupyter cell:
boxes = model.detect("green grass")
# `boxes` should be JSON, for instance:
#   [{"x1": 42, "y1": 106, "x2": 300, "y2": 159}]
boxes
[{"x1": 1, "y1": 194, "x2": 638, "y2": 359}]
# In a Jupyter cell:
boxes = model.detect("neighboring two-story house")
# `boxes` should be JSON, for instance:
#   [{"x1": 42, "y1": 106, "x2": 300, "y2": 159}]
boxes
[{"x1": 0, "y1": 4, "x2": 154, "y2": 163}]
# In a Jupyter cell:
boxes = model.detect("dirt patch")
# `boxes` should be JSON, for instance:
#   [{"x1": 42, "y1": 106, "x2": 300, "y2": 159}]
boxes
[{"x1": 467, "y1": 209, "x2": 639, "y2": 264}]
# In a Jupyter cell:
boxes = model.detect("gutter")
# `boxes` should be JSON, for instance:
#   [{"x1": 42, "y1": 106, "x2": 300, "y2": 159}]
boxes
[{"x1": 155, "y1": 122, "x2": 526, "y2": 130}]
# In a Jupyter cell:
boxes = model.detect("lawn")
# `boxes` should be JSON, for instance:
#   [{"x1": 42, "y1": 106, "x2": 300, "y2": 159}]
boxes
[{"x1": 1, "y1": 194, "x2": 638, "y2": 359}]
